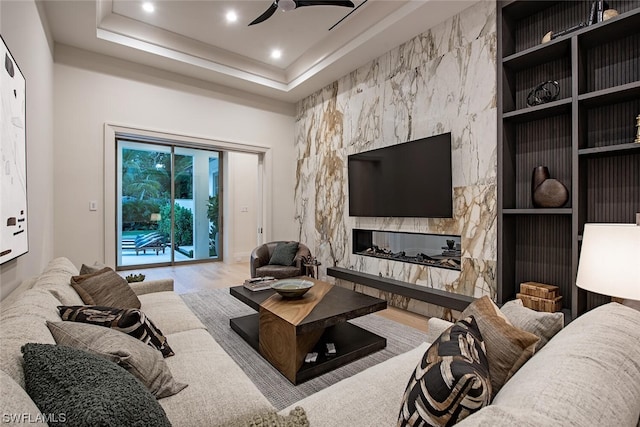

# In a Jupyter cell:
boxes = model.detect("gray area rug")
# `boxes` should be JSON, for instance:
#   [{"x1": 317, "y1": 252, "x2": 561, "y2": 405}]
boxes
[{"x1": 180, "y1": 288, "x2": 428, "y2": 410}]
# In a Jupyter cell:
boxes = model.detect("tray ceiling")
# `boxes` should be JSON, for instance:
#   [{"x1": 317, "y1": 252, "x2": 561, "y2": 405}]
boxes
[{"x1": 41, "y1": 0, "x2": 477, "y2": 102}]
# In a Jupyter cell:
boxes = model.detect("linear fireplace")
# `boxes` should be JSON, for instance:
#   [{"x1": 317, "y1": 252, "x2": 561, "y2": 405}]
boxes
[{"x1": 352, "y1": 229, "x2": 461, "y2": 271}]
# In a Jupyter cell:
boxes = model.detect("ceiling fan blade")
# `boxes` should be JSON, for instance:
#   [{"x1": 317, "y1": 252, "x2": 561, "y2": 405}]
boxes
[
  {"x1": 248, "y1": 2, "x2": 279, "y2": 26},
  {"x1": 294, "y1": 0, "x2": 355, "y2": 8}
]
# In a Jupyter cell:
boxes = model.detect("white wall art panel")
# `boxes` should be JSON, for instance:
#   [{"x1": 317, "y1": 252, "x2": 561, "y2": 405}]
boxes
[{"x1": 0, "y1": 36, "x2": 28, "y2": 265}]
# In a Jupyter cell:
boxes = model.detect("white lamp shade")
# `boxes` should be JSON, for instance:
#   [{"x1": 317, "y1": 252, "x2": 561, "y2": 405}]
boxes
[
  {"x1": 150, "y1": 213, "x2": 161, "y2": 222},
  {"x1": 576, "y1": 223, "x2": 640, "y2": 300}
]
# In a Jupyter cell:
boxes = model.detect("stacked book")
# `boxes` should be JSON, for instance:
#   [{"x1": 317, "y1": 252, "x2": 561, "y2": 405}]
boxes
[
  {"x1": 517, "y1": 281, "x2": 563, "y2": 312},
  {"x1": 243, "y1": 276, "x2": 276, "y2": 292}
]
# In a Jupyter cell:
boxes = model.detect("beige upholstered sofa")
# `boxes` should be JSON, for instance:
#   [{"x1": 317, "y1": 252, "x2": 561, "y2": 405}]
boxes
[
  {"x1": 290, "y1": 305, "x2": 640, "y2": 426},
  {"x1": 2, "y1": 257, "x2": 640, "y2": 426},
  {"x1": 0, "y1": 258, "x2": 273, "y2": 426}
]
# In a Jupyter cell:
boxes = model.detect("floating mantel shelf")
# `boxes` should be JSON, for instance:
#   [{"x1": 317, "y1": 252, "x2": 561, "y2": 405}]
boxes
[{"x1": 327, "y1": 267, "x2": 474, "y2": 312}]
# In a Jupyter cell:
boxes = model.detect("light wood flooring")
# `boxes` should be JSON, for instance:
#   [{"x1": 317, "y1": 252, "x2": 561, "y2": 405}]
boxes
[{"x1": 127, "y1": 261, "x2": 429, "y2": 333}]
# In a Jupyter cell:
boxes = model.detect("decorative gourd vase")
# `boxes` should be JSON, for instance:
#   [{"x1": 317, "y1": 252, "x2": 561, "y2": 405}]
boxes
[{"x1": 531, "y1": 166, "x2": 569, "y2": 208}]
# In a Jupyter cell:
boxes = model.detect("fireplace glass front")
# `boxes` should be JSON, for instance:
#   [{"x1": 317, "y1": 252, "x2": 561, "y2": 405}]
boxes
[{"x1": 352, "y1": 229, "x2": 461, "y2": 271}]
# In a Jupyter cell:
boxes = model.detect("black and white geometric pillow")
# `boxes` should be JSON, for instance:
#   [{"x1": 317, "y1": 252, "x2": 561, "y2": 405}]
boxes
[
  {"x1": 398, "y1": 316, "x2": 492, "y2": 427},
  {"x1": 58, "y1": 305, "x2": 174, "y2": 357}
]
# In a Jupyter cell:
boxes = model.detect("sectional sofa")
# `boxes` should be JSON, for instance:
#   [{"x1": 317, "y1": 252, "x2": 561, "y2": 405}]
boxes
[{"x1": 1, "y1": 257, "x2": 639, "y2": 426}]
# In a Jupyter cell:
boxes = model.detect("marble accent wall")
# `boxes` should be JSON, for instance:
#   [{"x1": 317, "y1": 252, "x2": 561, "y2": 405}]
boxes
[{"x1": 294, "y1": 1, "x2": 497, "y2": 319}]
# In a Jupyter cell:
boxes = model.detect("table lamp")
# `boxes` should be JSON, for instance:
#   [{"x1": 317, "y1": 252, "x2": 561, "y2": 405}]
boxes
[{"x1": 576, "y1": 219, "x2": 640, "y2": 307}]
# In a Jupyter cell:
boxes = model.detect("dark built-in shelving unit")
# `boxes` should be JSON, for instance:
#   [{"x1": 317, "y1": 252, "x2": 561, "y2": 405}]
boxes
[{"x1": 498, "y1": 1, "x2": 640, "y2": 319}]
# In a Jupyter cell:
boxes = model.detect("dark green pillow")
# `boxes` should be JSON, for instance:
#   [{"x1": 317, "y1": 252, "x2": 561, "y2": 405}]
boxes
[
  {"x1": 21, "y1": 343, "x2": 171, "y2": 427},
  {"x1": 269, "y1": 242, "x2": 299, "y2": 266}
]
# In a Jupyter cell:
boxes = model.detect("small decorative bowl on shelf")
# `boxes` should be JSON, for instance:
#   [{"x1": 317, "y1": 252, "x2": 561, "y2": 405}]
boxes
[{"x1": 271, "y1": 278, "x2": 314, "y2": 299}]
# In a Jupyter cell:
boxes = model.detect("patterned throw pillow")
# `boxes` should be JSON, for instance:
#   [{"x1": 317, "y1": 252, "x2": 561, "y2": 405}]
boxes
[
  {"x1": 58, "y1": 305, "x2": 174, "y2": 357},
  {"x1": 21, "y1": 343, "x2": 171, "y2": 427},
  {"x1": 398, "y1": 316, "x2": 492, "y2": 427},
  {"x1": 70, "y1": 267, "x2": 141, "y2": 309}
]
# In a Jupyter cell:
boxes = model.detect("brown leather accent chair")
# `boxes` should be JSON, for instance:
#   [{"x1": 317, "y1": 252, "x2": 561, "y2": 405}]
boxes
[{"x1": 250, "y1": 241, "x2": 311, "y2": 279}]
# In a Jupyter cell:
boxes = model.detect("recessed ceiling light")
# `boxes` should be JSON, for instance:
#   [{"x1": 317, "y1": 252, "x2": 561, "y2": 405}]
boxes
[
  {"x1": 271, "y1": 49, "x2": 282, "y2": 59},
  {"x1": 142, "y1": 2, "x2": 154, "y2": 13},
  {"x1": 226, "y1": 11, "x2": 238, "y2": 23}
]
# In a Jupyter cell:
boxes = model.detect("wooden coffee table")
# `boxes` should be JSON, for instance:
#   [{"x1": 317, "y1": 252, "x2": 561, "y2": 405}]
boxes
[{"x1": 230, "y1": 277, "x2": 387, "y2": 384}]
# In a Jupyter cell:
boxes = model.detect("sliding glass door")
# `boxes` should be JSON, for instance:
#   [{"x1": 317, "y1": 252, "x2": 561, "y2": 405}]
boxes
[
  {"x1": 173, "y1": 146, "x2": 220, "y2": 262},
  {"x1": 116, "y1": 140, "x2": 221, "y2": 269}
]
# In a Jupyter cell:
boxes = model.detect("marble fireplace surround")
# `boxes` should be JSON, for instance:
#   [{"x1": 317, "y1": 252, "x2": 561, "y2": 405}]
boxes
[
  {"x1": 352, "y1": 229, "x2": 461, "y2": 271},
  {"x1": 294, "y1": 1, "x2": 498, "y2": 320}
]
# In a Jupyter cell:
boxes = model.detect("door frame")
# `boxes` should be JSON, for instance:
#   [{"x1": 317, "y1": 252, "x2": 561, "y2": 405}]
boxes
[{"x1": 103, "y1": 123, "x2": 271, "y2": 269}]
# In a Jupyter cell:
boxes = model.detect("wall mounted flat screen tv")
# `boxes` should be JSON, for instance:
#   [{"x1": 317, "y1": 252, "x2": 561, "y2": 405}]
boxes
[{"x1": 348, "y1": 132, "x2": 452, "y2": 218}]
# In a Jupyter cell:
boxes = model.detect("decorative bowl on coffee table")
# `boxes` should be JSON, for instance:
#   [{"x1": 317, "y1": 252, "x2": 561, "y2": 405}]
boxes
[{"x1": 271, "y1": 279, "x2": 314, "y2": 298}]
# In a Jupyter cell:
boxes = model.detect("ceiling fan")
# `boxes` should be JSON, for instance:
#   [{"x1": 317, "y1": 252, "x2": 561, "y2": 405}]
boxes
[{"x1": 249, "y1": 0, "x2": 355, "y2": 26}]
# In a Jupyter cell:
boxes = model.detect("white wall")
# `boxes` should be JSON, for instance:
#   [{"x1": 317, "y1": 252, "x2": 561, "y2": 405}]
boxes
[
  {"x1": 53, "y1": 45, "x2": 296, "y2": 267},
  {"x1": 0, "y1": 0, "x2": 55, "y2": 299},
  {"x1": 226, "y1": 152, "x2": 259, "y2": 262}
]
